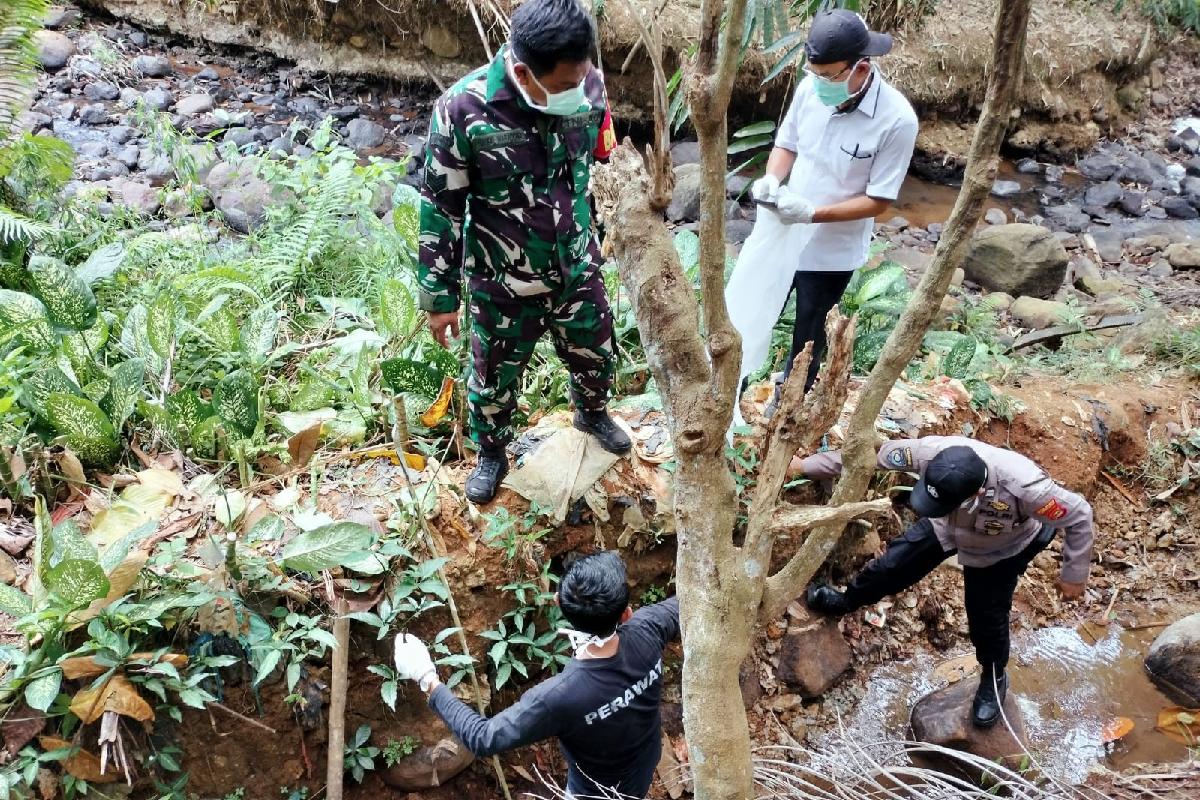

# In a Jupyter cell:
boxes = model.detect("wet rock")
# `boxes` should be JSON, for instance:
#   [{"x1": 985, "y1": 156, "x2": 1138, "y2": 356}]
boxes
[
  {"x1": 44, "y1": 6, "x2": 82, "y2": 29},
  {"x1": 727, "y1": 219, "x2": 755, "y2": 245},
  {"x1": 1083, "y1": 180, "x2": 1123, "y2": 209},
  {"x1": 35, "y1": 31, "x2": 75, "y2": 71},
  {"x1": 990, "y1": 180, "x2": 1021, "y2": 198},
  {"x1": 115, "y1": 181, "x2": 161, "y2": 216},
  {"x1": 1118, "y1": 191, "x2": 1146, "y2": 217},
  {"x1": 143, "y1": 87, "x2": 175, "y2": 111},
  {"x1": 138, "y1": 151, "x2": 173, "y2": 186},
  {"x1": 380, "y1": 738, "x2": 474, "y2": 790},
  {"x1": 1043, "y1": 164, "x2": 1065, "y2": 183},
  {"x1": 776, "y1": 620, "x2": 852, "y2": 699},
  {"x1": 73, "y1": 58, "x2": 102, "y2": 79},
  {"x1": 133, "y1": 54, "x2": 172, "y2": 78},
  {"x1": 1119, "y1": 154, "x2": 1161, "y2": 186},
  {"x1": 1044, "y1": 204, "x2": 1090, "y2": 233},
  {"x1": 1165, "y1": 242, "x2": 1200, "y2": 270},
  {"x1": 1148, "y1": 261, "x2": 1174, "y2": 279},
  {"x1": 1145, "y1": 613, "x2": 1200, "y2": 707},
  {"x1": 347, "y1": 118, "x2": 387, "y2": 150},
  {"x1": 176, "y1": 93, "x2": 214, "y2": 117},
  {"x1": 88, "y1": 162, "x2": 128, "y2": 182},
  {"x1": 1010, "y1": 296, "x2": 1068, "y2": 329},
  {"x1": 76, "y1": 141, "x2": 108, "y2": 159},
  {"x1": 1016, "y1": 158, "x2": 1041, "y2": 175},
  {"x1": 983, "y1": 208, "x2": 1007, "y2": 226},
  {"x1": 204, "y1": 159, "x2": 277, "y2": 233},
  {"x1": 963, "y1": 223, "x2": 1068, "y2": 298},
  {"x1": 1161, "y1": 197, "x2": 1199, "y2": 220},
  {"x1": 1078, "y1": 153, "x2": 1120, "y2": 181},
  {"x1": 667, "y1": 164, "x2": 702, "y2": 223},
  {"x1": 114, "y1": 145, "x2": 140, "y2": 169},
  {"x1": 1187, "y1": 156, "x2": 1200, "y2": 177},
  {"x1": 290, "y1": 96, "x2": 322, "y2": 116},
  {"x1": 223, "y1": 127, "x2": 257, "y2": 150},
  {"x1": 108, "y1": 124, "x2": 135, "y2": 144},
  {"x1": 1146, "y1": 206, "x2": 1169, "y2": 220},
  {"x1": 78, "y1": 103, "x2": 109, "y2": 126},
  {"x1": 1181, "y1": 176, "x2": 1200, "y2": 209},
  {"x1": 670, "y1": 140, "x2": 701, "y2": 167},
  {"x1": 331, "y1": 105, "x2": 360, "y2": 120},
  {"x1": 84, "y1": 82, "x2": 120, "y2": 102},
  {"x1": 269, "y1": 134, "x2": 295, "y2": 156},
  {"x1": 1091, "y1": 232, "x2": 1124, "y2": 264},
  {"x1": 118, "y1": 87, "x2": 141, "y2": 107},
  {"x1": 196, "y1": 66, "x2": 221, "y2": 81},
  {"x1": 909, "y1": 677, "x2": 1028, "y2": 784}
]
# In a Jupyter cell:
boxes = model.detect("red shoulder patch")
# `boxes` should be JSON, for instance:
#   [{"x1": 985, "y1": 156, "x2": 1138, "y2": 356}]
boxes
[
  {"x1": 594, "y1": 106, "x2": 616, "y2": 160},
  {"x1": 1035, "y1": 498, "x2": 1068, "y2": 521}
]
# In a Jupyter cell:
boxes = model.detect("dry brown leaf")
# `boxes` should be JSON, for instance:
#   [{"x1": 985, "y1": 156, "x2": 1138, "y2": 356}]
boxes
[
  {"x1": 54, "y1": 450, "x2": 87, "y2": 487},
  {"x1": 69, "y1": 674, "x2": 154, "y2": 724},
  {"x1": 1, "y1": 705, "x2": 46, "y2": 758},
  {"x1": 59, "y1": 652, "x2": 187, "y2": 680},
  {"x1": 287, "y1": 424, "x2": 322, "y2": 469},
  {"x1": 404, "y1": 452, "x2": 426, "y2": 471},
  {"x1": 136, "y1": 468, "x2": 183, "y2": 498},
  {"x1": 1155, "y1": 707, "x2": 1200, "y2": 745},
  {"x1": 37, "y1": 737, "x2": 118, "y2": 783},
  {"x1": 1101, "y1": 716, "x2": 1135, "y2": 743},
  {"x1": 73, "y1": 552, "x2": 150, "y2": 624},
  {"x1": 420, "y1": 377, "x2": 456, "y2": 428},
  {"x1": 35, "y1": 767, "x2": 58, "y2": 800}
]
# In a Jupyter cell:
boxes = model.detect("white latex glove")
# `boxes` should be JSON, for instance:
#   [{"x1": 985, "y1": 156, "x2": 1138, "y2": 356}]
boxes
[
  {"x1": 394, "y1": 633, "x2": 436, "y2": 686},
  {"x1": 750, "y1": 174, "x2": 781, "y2": 204},
  {"x1": 772, "y1": 186, "x2": 815, "y2": 224}
]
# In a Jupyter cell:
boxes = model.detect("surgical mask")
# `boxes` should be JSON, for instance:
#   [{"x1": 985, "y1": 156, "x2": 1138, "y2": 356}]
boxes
[
  {"x1": 811, "y1": 61, "x2": 866, "y2": 108},
  {"x1": 513, "y1": 61, "x2": 589, "y2": 116},
  {"x1": 559, "y1": 628, "x2": 617, "y2": 659}
]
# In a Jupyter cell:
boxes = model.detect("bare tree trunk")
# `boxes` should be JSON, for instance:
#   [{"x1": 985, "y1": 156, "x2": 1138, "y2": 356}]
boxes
[{"x1": 759, "y1": 0, "x2": 1034, "y2": 621}]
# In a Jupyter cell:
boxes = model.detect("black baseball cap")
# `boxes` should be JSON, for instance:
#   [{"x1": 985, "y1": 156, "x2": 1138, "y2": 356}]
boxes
[
  {"x1": 910, "y1": 446, "x2": 987, "y2": 518},
  {"x1": 805, "y1": 10, "x2": 894, "y2": 66}
]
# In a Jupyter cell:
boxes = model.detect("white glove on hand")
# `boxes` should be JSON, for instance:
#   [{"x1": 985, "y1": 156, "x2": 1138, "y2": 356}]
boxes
[
  {"x1": 394, "y1": 634, "x2": 436, "y2": 687},
  {"x1": 772, "y1": 186, "x2": 815, "y2": 224},
  {"x1": 750, "y1": 174, "x2": 781, "y2": 204}
]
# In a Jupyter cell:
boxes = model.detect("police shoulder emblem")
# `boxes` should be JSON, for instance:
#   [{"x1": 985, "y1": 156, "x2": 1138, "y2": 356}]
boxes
[
  {"x1": 887, "y1": 448, "x2": 913, "y2": 468},
  {"x1": 1035, "y1": 498, "x2": 1068, "y2": 521}
]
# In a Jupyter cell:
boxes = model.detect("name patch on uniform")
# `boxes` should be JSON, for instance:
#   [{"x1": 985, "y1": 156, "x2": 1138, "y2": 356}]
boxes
[
  {"x1": 560, "y1": 109, "x2": 605, "y2": 131},
  {"x1": 1035, "y1": 498, "x2": 1068, "y2": 521},
  {"x1": 428, "y1": 131, "x2": 453, "y2": 151},
  {"x1": 984, "y1": 520, "x2": 1005, "y2": 534},
  {"x1": 473, "y1": 128, "x2": 533, "y2": 150},
  {"x1": 887, "y1": 448, "x2": 913, "y2": 468}
]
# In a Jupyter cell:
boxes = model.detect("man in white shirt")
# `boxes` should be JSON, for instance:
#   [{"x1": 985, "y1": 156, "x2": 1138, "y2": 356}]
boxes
[{"x1": 729, "y1": 10, "x2": 918, "y2": 406}]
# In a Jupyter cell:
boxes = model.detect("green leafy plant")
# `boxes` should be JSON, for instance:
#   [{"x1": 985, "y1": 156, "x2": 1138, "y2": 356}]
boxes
[
  {"x1": 382, "y1": 735, "x2": 421, "y2": 767},
  {"x1": 344, "y1": 725, "x2": 380, "y2": 783},
  {"x1": 479, "y1": 571, "x2": 571, "y2": 689}
]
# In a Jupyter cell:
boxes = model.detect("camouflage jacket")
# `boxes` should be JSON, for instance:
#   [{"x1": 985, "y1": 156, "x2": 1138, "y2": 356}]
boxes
[{"x1": 417, "y1": 47, "x2": 614, "y2": 313}]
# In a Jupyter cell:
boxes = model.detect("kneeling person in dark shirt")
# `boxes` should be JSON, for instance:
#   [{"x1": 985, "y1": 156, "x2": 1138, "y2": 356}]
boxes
[{"x1": 393, "y1": 551, "x2": 680, "y2": 798}]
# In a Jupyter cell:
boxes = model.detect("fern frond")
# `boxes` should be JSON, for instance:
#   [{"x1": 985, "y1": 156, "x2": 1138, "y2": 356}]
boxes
[
  {"x1": 0, "y1": 204, "x2": 51, "y2": 244},
  {"x1": 255, "y1": 160, "x2": 358, "y2": 295},
  {"x1": 0, "y1": 0, "x2": 50, "y2": 140}
]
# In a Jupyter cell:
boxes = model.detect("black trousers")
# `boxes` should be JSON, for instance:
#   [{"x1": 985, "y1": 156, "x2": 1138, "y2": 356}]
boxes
[
  {"x1": 841, "y1": 518, "x2": 1055, "y2": 669},
  {"x1": 783, "y1": 270, "x2": 855, "y2": 392}
]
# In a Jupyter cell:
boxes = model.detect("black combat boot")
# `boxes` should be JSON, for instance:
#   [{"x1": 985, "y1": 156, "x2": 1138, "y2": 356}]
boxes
[
  {"x1": 574, "y1": 409, "x2": 632, "y2": 455},
  {"x1": 465, "y1": 448, "x2": 509, "y2": 504},
  {"x1": 971, "y1": 666, "x2": 1008, "y2": 728},
  {"x1": 805, "y1": 584, "x2": 853, "y2": 616}
]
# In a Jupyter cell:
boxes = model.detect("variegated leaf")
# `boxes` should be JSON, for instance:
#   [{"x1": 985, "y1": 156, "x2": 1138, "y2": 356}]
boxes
[
  {"x1": 146, "y1": 294, "x2": 177, "y2": 360},
  {"x1": 278, "y1": 522, "x2": 374, "y2": 573},
  {"x1": 105, "y1": 359, "x2": 145, "y2": 430},
  {"x1": 166, "y1": 390, "x2": 210, "y2": 435},
  {"x1": 214, "y1": 370, "x2": 258, "y2": 439},
  {"x1": 44, "y1": 393, "x2": 119, "y2": 466},
  {"x1": 0, "y1": 289, "x2": 56, "y2": 351},
  {"x1": 50, "y1": 520, "x2": 99, "y2": 569},
  {"x1": 24, "y1": 366, "x2": 82, "y2": 417},
  {"x1": 46, "y1": 559, "x2": 110, "y2": 607},
  {"x1": 240, "y1": 305, "x2": 279, "y2": 365},
  {"x1": 28, "y1": 256, "x2": 97, "y2": 332},
  {"x1": 76, "y1": 242, "x2": 127, "y2": 285},
  {"x1": 81, "y1": 379, "x2": 111, "y2": 404}
]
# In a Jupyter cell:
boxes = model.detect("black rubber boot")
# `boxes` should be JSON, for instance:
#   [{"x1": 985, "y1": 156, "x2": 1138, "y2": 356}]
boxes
[
  {"x1": 971, "y1": 666, "x2": 1008, "y2": 728},
  {"x1": 574, "y1": 409, "x2": 632, "y2": 455},
  {"x1": 465, "y1": 448, "x2": 508, "y2": 504},
  {"x1": 805, "y1": 584, "x2": 853, "y2": 616}
]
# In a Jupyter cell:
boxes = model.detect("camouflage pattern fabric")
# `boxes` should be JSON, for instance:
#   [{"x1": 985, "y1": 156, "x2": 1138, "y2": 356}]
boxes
[
  {"x1": 418, "y1": 45, "x2": 609, "y2": 313},
  {"x1": 467, "y1": 271, "x2": 614, "y2": 449},
  {"x1": 419, "y1": 45, "x2": 617, "y2": 448}
]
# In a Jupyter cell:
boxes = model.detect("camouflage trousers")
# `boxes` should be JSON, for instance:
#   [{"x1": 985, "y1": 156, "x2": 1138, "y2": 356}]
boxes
[{"x1": 466, "y1": 271, "x2": 615, "y2": 450}]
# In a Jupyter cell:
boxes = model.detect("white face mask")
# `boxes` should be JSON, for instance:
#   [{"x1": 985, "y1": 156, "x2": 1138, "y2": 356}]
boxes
[
  {"x1": 559, "y1": 628, "x2": 617, "y2": 658},
  {"x1": 512, "y1": 60, "x2": 589, "y2": 116}
]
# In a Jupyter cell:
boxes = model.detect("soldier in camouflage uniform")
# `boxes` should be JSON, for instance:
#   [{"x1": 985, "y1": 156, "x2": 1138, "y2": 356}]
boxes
[{"x1": 419, "y1": 0, "x2": 630, "y2": 503}]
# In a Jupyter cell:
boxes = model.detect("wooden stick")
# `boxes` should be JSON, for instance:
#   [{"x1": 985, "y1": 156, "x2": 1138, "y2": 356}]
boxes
[
  {"x1": 465, "y1": 0, "x2": 494, "y2": 61},
  {"x1": 209, "y1": 701, "x2": 278, "y2": 734},
  {"x1": 325, "y1": 596, "x2": 351, "y2": 800},
  {"x1": 1101, "y1": 470, "x2": 1144, "y2": 508}
]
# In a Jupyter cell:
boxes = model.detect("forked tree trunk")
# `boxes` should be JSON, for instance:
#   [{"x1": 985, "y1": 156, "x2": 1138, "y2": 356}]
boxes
[{"x1": 595, "y1": 1, "x2": 1034, "y2": 797}]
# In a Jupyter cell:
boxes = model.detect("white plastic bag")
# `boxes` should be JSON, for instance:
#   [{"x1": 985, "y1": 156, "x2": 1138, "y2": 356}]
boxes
[{"x1": 725, "y1": 201, "x2": 816, "y2": 432}]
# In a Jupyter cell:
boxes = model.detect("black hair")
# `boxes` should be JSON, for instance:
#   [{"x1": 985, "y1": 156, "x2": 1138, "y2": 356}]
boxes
[
  {"x1": 510, "y1": 0, "x2": 596, "y2": 77},
  {"x1": 558, "y1": 551, "x2": 630, "y2": 636}
]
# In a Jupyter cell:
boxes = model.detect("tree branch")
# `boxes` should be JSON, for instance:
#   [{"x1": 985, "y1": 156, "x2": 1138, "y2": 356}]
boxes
[{"x1": 755, "y1": 0, "x2": 1035, "y2": 623}]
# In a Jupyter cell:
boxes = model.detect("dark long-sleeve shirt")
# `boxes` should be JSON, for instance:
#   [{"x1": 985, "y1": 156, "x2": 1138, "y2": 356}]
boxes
[{"x1": 428, "y1": 597, "x2": 680, "y2": 798}]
